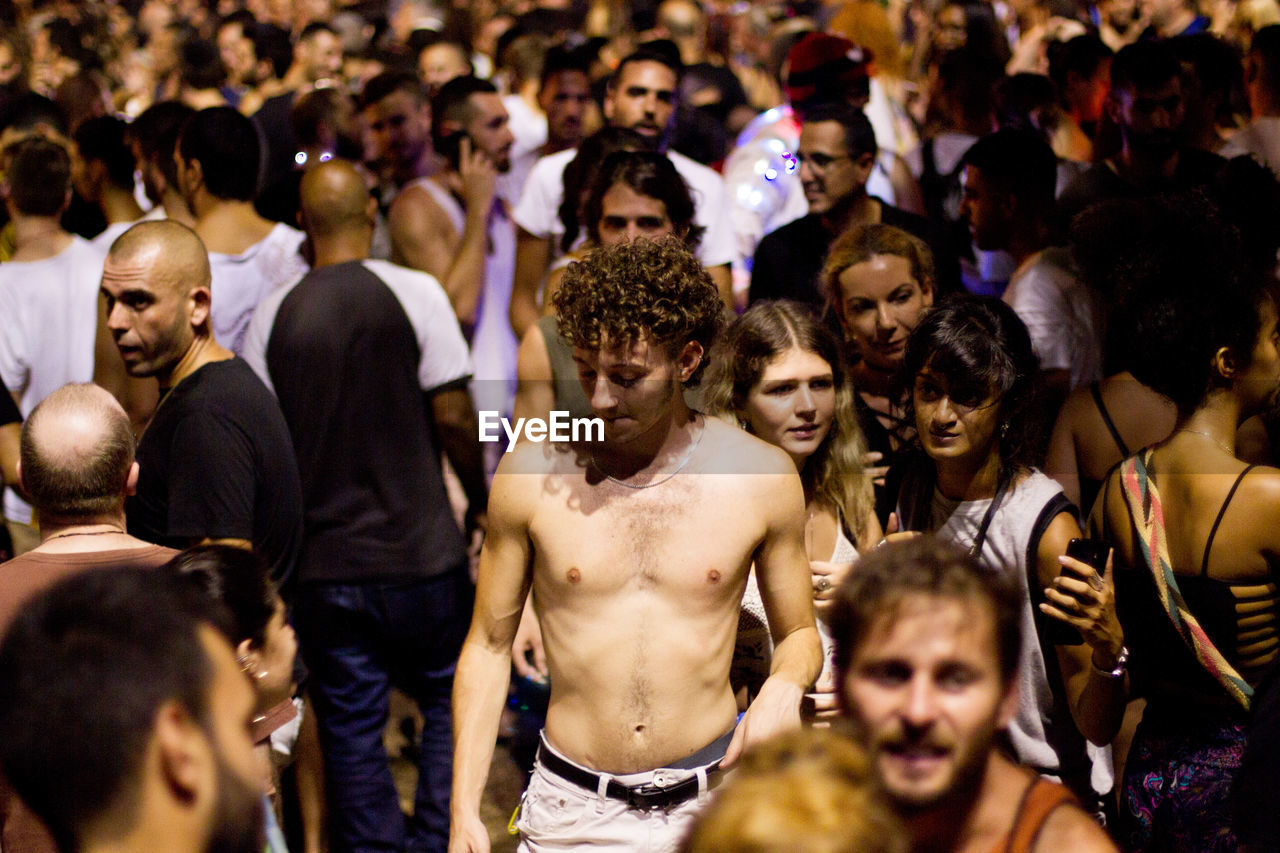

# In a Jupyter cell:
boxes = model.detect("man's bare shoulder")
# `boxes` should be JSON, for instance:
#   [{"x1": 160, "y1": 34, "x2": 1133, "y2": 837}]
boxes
[
  {"x1": 488, "y1": 441, "x2": 571, "y2": 528},
  {"x1": 694, "y1": 415, "x2": 797, "y2": 477},
  {"x1": 388, "y1": 181, "x2": 450, "y2": 228},
  {"x1": 494, "y1": 438, "x2": 583, "y2": 477},
  {"x1": 1033, "y1": 801, "x2": 1119, "y2": 853}
]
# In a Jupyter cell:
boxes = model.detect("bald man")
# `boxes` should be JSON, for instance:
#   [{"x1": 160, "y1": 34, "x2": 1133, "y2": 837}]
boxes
[
  {"x1": 242, "y1": 159, "x2": 483, "y2": 853},
  {"x1": 0, "y1": 382, "x2": 178, "y2": 853},
  {"x1": 101, "y1": 220, "x2": 303, "y2": 591}
]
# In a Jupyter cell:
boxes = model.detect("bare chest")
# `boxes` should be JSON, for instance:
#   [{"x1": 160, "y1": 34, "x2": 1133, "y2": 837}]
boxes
[{"x1": 528, "y1": 475, "x2": 765, "y2": 600}]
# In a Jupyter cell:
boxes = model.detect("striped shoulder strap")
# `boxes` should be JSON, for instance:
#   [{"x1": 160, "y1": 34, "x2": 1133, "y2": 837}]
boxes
[{"x1": 1119, "y1": 450, "x2": 1253, "y2": 709}]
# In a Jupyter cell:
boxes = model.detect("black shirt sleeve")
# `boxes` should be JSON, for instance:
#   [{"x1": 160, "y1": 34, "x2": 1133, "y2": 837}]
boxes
[{"x1": 0, "y1": 390, "x2": 19, "y2": 427}]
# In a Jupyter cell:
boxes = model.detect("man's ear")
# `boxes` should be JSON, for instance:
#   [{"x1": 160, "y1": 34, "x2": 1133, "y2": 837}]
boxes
[
  {"x1": 1213, "y1": 345, "x2": 1238, "y2": 380},
  {"x1": 14, "y1": 459, "x2": 22, "y2": 495},
  {"x1": 179, "y1": 157, "x2": 203, "y2": 198},
  {"x1": 153, "y1": 700, "x2": 210, "y2": 804},
  {"x1": 188, "y1": 284, "x2": 213, "y2": 329},
  {"x1": 676, "y1": 340, "x2": 704, "y2": 382},
  {"x1": 853, "y1": 151, "x2": 876, "y2": 185},
  {"x1": 86, "y1": 159, "x2": 108, "y2": 192},
  {"x1": 126, "y1": 460, "x2": 139, "y2": 497}
]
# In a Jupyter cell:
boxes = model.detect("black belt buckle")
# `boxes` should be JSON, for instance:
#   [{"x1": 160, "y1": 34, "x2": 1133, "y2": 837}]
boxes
[
  {"x1": 537, "y1": 741, "x2": 712, "y2": 811},
  {"x1": 622, "y1": 779, "x2": 696, "y2": 810}
]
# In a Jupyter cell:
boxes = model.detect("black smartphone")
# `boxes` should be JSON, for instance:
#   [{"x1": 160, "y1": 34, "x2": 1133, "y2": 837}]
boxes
[
  {"x1": 437, "y1": 130, "x2": 471, "y2": 171},
  {"x1": 1041, "y1": 537, "x2": 1108, "y2": 646}
]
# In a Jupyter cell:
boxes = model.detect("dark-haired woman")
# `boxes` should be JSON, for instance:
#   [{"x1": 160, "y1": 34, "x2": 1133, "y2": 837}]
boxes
[
  {"x1": 896, "y1": 295, "x2": 1125, "y2": 814},
  {"x1": 168, "y1": 545, "x2": 299, "y2": 853},
  {"x1": 1074, "y1": 256, "x2": 1280, "y2": 852}
]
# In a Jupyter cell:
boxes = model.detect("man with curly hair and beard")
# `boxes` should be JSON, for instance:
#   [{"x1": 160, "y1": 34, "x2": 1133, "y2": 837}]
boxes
[{"x1": 449, "y1": 238, "x2": 821, "y2": 853}]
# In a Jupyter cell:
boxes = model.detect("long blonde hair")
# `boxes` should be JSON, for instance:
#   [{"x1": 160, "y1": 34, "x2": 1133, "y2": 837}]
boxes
[{"x1": 704, "y1": 300, "x2": 875, "y2": 547}]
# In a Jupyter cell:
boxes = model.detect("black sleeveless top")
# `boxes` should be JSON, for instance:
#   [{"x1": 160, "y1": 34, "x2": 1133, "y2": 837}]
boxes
[{"x1": 1108, "y1": 464, "x2": 1279, "y2": 710}]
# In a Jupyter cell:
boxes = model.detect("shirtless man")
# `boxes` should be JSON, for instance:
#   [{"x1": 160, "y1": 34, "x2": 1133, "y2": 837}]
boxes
[
  {"x1": 832, "y1": 537, "x2": 1117, "y2": 853},
  {"x1": 449, "y1": 238, "x2": 821, "y2": 852}
]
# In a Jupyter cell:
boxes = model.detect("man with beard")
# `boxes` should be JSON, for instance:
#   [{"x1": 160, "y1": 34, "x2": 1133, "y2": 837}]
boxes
[
  {"x1": 1058, "y1": 40, "x2": 1224, "y2": 224},
  {"x1": 0, "y1": 566, "x2": 267, "y2": 853},
  {"x1": 959, "y1": 129, "x2": 1102, "y2": 405},
  {"x1": 102, "y1": 220, "x2": 302, "y2": 593},
  {"x1": 360, "y1": 72, "x2": 440, "y2": 200},
  {"x1": 389, "y1": 75, "x2": 520, "y2": 429},
  {"x1": 748, "y1": 101, "x2": 941, "y2": 312},
  {"x1": 831, "y1": 537, "x2": 1116, "y2": 853},
  {"x1": 509, "y1": 47, "x2": 736, "y2": 335}
]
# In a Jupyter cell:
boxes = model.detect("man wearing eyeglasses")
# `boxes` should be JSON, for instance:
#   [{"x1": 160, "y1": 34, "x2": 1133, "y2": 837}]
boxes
[{"x1": 748, "y1": 102, "x2": 943, "y2": 311}]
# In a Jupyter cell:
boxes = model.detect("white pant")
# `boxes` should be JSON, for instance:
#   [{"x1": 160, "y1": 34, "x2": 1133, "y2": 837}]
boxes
[{"x1": 515, "y1": 737, "x2": 724, "y2": 852}]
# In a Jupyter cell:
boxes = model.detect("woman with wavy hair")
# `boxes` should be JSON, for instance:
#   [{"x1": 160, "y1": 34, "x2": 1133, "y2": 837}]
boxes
[
  {"x1": 704, "y1": 299, "x2": 880, "y2": 714},
  {"x1": 823, "y1": 222, "x2": 936, "y2": 524}
]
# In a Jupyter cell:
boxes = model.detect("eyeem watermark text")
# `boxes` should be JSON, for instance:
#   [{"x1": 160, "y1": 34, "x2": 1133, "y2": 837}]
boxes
[{"x1": 479, "y1": 411, "x2": 605, "y2": 452}]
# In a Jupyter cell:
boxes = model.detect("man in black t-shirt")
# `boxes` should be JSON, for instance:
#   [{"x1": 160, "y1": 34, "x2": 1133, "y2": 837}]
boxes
[
  {"x1": 1058, "y1": 40, "x2": 1225, "y2": 225},
  {"x1": 242, "y1": 160, "x2": 486, "y2": 853},
  {"x1": 749, "y1": 102, "x2": 950, "y2": 311},
  {"x1": 100, "y1": 220, "x2": 301, "y2": 592}
]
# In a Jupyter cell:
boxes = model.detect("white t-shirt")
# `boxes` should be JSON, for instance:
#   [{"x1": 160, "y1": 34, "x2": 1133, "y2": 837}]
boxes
[
  {"x1": 926, "y1": 470, "x2": 1113, "y2": 798},
  {"x1": 0, "y1": 236, "x2": 106, "y2": 523},
  {"x1": 209, "y1": 223, "x2": 309, "y2": 356},
  {"x1": 91, "y1": 219, "x2": 143, "y2": 254},
  {"x1": 512, "y1": 146, "x2": 736, "y2": 268},
  {"x1": 1220, "y1": 116, "x2": 1280, "y2": 179},
  {"x1": 499, "y1": 93, "x2": 547, "y2": 208},
  {"x1": 243, "y1": 258, "x2": 473, "y2": 398},
  {"x1": 1003, "y1": 247, "x2": 1102, "y2": 389}
]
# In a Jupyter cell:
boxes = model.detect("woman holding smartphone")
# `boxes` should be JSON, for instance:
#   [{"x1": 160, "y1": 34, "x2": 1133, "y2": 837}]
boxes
[
  {"x1": 1071, "y1": 209, "x2": 1280, "y2": 852},
  {"x1": 895, "y1": 295, "x2": 1126, "y2": 814}
]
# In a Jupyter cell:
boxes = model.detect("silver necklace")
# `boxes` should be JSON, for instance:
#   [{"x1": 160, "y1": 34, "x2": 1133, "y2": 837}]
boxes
[
  {"x1": 1178, "y1": 428, "x2": 1234, "y2": 457},
  {"x1": 45, "y1": 527, "x2": 126, "y2": 541},
  {"x1": 592, "y1": 415, "x2": 705, "y2": 489}
]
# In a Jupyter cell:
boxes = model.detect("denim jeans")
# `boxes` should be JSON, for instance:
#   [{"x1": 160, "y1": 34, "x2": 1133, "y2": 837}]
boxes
[{"x1": 295, "y1": 568, "x2": 474, "y2": 853}]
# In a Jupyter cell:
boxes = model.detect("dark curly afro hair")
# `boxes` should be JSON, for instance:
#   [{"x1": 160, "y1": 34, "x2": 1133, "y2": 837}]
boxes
[
  {"x1": 553, "y1": 236, "x2": 725, "y2": 384},
  {"x1": 1072, "y1": 191, "x2": 1274, "y2": 416}
]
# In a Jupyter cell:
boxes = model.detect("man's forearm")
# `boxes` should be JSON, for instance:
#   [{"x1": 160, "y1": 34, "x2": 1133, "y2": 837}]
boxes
[
  {"x1": 510, "y1": 230, "x2": 550, "y2": 337},
  {"x1": 451, "y1": 637, "x2": 517, "y2": 819},
  {"x1": 433, "y1": 389, "x2": 488, "y2": 513},
  {"x1": 767, "y1": 624, "x2": 823, "y2": 691},
  {"x1": 444, "y1": 210, "x2": 491, "y2": 328}
]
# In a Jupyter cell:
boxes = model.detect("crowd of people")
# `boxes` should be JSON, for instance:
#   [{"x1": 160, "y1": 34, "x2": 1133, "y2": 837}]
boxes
[{"x1": 0, "y1": 0, "x2": 1277, "y2": 852}]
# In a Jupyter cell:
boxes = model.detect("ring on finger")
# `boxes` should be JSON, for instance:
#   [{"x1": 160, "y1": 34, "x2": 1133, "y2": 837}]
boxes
[
  {"x1": 816, "y1": 577, "x2": 831, "y2": 592},
  {"x1": 1087, "y1": 572, "x2": 1105, "y2": 593}
]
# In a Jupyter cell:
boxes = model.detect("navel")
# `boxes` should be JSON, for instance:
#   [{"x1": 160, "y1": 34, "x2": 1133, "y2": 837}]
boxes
[
  {"x1": 706, "y1": 569, "x2": 721, "y2": 584},
  {"x1": 566, "y1": 567, "x2": 581, "y2": 584}
]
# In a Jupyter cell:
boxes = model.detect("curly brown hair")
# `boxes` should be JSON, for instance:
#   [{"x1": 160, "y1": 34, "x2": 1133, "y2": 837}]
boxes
[{"x1": 553, "y1": 236, "x2": 725, "y2": 384}]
